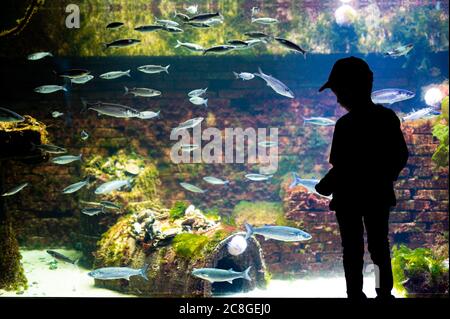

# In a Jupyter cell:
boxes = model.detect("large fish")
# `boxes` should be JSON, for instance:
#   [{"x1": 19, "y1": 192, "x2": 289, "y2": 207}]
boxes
[
  {"x1": 244, "y1": 223, "x2": 312, "y2": 242},
  {"x1": 254, "y1": 67, "x2": 294, "y2": 98},
  {"x1": 95, "y1": 179, "x2": 132, "y2": 195},
  {"x1": 124, "y1": 87, "x2": 161, "y2": 97},
  {"x1": 402, "y1": 107, "x2": 440, "y2": 122},
  {"x1": 371, "y1": 89, "x2": 415, "y2": 105},
  {"x1": 1, "y1": 182, "x2": 28, "y2": 196},
  {"x1": 100, "y1": 70, "x2": 131, "y2": 80},
  {"x1": 0, "y1": 107, "x2": 25, "y2": 123},
  {"x1": 137, "y1": 65, "x2": 170, "y2": 74},
  {"x1": 88, "y1": 264, "x2": 149, "y2": 281},
  {"x1": 84, "y1": 100, "x2": 141, "y2": 118},
  {"x1": 192, "y1": 266, "x2": 252, "y2": 283}
]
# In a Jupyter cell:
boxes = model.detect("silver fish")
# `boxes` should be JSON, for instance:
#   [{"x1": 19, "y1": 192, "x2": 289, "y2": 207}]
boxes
[
  {"x1": 274, "y1": 37, "x2": 307, "y2": 57},
  {"x1": 251, "y1": 17, "x2": 278, "y2": 25},
  {"x1": 402, "y1": 107, "x2": 438, "y2": 122},
  {"x1": 180, "y1": 182, "x2": 206, "y2": 193},
  {"x1": 189, "y1": 96, "x2": 208, "y2": 107},
  {"x1": 100, "y1": 201, "x2": 121, "y2": 210},
  {"x1": 0, "y1": 107, "x2": 25, "y2": 123},
  {"x1": 181, "y1": 144, "x2": 200, "y2": 152},
  {"x1": 71, "y1": 74, "x2": 94, "y2": 84},
  {"x1": 105, "y1": 39, "x2": 140, "y2": 48},
  {"x1": 62, "y1": 177, "x2": 90, "y2": 194},
  {"x1": 204, "y1": 17, "x2": 224, "y2": 26},
  {"x1": 31, "y1": 143, "x2": 67, "y2": 154},
  {"x1": 188, "y1": 12, "x2": 221, "y2": 22},
  {"x1": 384, "y1": 44, "x2": 414, "y2": 57},
  {"x1": 244, "y1": 39, "x2": 267, "y2": 48},
  {"x1": 81, "y1": 207, "x2": 104, "y2": 216},
  {"x1": 203, "y1": 45, "x2": 236, "y2": 55},
  {"x1": 163, "y1": 26, "x2": 184, "y2": 33},
  {"x1": 188, "y1": 88, "x2": 207, "y2": 97},
  {"x1": 138, "y1": 110, "x2": 160, "y2": 119},
  {"x1": 57, "y1": 69, "x2": 90, "y2": 79},
  {"x1": 245, "y1": 173, "x2": 273, "y2": 181},
  {"x1": 254, "y1": 67, "x2": 294, "y2": 98},
  {"x1": 192, "y1": 267, "x2": 251, "y2": 283},
  {"x1": 100, "y1": 70, "x2": 131, "y2": 80},
  {"x1": 95, "y1": 179, "x2": 131, "y2": 195},
  {"x1": 303, "y1": 116, "x2": 336, "y2": 126},
  {"x1": 233, "y1": 72, "x2": 255, "y2": 80},
  {"x1": 203, "y1": 176, "x2": 229, "y2": 185},
  {"x1": 137, "y1": 65, "x2": 170, "y2": 74},
  {"x1": 172, "y1": 117, "x2": 204, "y2": 133},
  {"x1": 51, "y1": 154, "x2": 82, "y2": 165},
  {"x1": 134, "y1": 25, "x2": 165, "y2": 32},
  {"x1": 1, "y1": 182, "x2": 28, "y2": 196},
  {"x1": 174, "y1": 10, "x2": 190, "y2": 22},
  {"x1": 371, "y1": 89, "x2": 415, "y2": 105},
  {"x1": 175, "y1": 40, "x2": 205, "y2": 52},
  {"x1": 46, "y1": 250, "x2": 78, "y2": 265},
  {"x1": 156, "y1": 19, "x2": 179, "y2": 27},
  {"x1": 124, "y1": 87, "x2": 161, "y2": 97},
  {"x1": 244, "y1": 31, "x2": 271, "y2": 39},
  {"x1": 52, "y1": 111, "x2": 64, "y2": 118},
  {"x1": 85, "y1": 101, "x2": 141, "y2": 118},
  {"x1": 34, "y1": 85, "x2": 67, "y2": 94},
  {"x1": 80, "y1": 130, "x2": 89, "y2": 140},
  {"x1": 245, "y1": 223, "x2": 312, "y2": 242},
  {"x1": 185, "y1": 21, "x2": 211, "y2": 28},
  {"x1": 88, "y1": 264, "x2": 149, "y2": 281},
  {"x1": 27, "y1": 52, "x2": 53, "y2": 61}
]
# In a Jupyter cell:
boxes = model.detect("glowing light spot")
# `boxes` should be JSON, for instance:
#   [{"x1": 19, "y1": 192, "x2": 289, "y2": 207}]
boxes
[
  {"x1": 424, "y1": 87, "x2": 444, "y2": 106},
  {"x1": 335, "y1": 4, "x2": 357, "y2": 26}
]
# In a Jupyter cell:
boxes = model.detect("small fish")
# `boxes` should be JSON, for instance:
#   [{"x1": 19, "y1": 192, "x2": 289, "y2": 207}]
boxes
[
  {"x1": 244, "y1": 223, "x2": 312, "y2": 242},
  {"x1": 106, "y1": 22, "x2": 124, "y2": 29},
  {"x1": 162, "y1": 26, "x2": 184, "y2": 33},
  {"x1": 51, "y1": 154, "x2": 82, "y2": 165},
  {"x1": 181, "y1": 144, "x2": 199, "y2": 152},
  {"x1": 384, "y1": 44, "x2": 414, "y2": 57},
  {"x1": 189, "y1": 96, "x2": 208, "y2": 107},
  {"x1": 81, "y1": 207, "x2": 104, "y2": 216},
  {"x1": 105, "y1": 39, "x2": 141, "y2": 48},
  {"x1": 289, "y1": 172, "x2": 322, "y2": 196},
  {"x1": 245, "y1": 173, "x2": 273, "y2": 181},
  {"x1": 244, "y1": 39, "x2": 267, "y2": 47},
  {"x1": 244, "y1": 31, "x2": 271, "y2": 39},
  {"x1": 188, "y1": 12, "x2": 221, "y2": 22},
  {"x1": 192, "y1": 267, "x2": 251, "y2": 283},
  {"x1": 251, "y1": 17, "x2": 279, "y2": 25},
  {"x1": 184, "y1": 4, "x2": 198, "y2": 15},
  {"x1": 227, "y1": 40, "x2": 249, "y2": 48},
  {"x1": 52, "y1": 111, "x2": 64, "y2": 118},
  {"x1": 0, "y1": 107, "x2": 25, "y2": 123},
  {"x1": 274, "y1": 37, "x2": 307, "y2": 57},
  {"x1": 1, "y1": 182, "x2": 28, "y2": 196},
  {"x1": 204, "y1": 18, "x2": 223, "y2": 26},
  {"x1": 84, "y1": 100, "x2": 141, "y2": 118},
  {"x1": 124, "y1": 87, "x2": 161, "y2": 97},
  {"x1": 172, "y1": 117, "x2": 204, "y2": 133},
  {"x1": 138, "y1": 110, "x2": 161, "y2": 120},
  {"x1": 31, "y1": 143, "x2": 67, "y2": 154},
  {"x1": 258, "y1": 141, "x2": 278, "y2": 148},
  {"x1": 100, "y1": 70, "x2": 131, "y2": 80},
  {"x1": 62, "y1": 177, "x2": 90, "y2": 194},
  {"x1": 100, "y1": 201, "x2": 121, "y2": 210},
  {"x1": 34, "y1": 85, "x2": 67, "y2": 94},
  {"x1": 156, "y1": 19, "x2": 179, "y2": 27},
  {"x1": 203, "y1": 176, "x2": 229, "y2": 185},
  {"x1": 180, "y1": 182, "x2": 206, "y2": 193},
  {"x1": 188, "y1": 88, "x2": 207, "y2": 97},
  {"x1": 186, "y1": 21, "x2": 213, "y2": 29},
  {"x1": 302, "y1": 116, "x2": 336, "y2": 126},
  {"x1": 371, "y1": 89, "x2": 415, "y2": 105},
  {"x1": 57, "y1": 69, "x2": 90, "y2": 79},
  {"x1": 134, "y1": 25, "x2": 165, "y2": 32},
  {"x1": 80, "y1": 130, "x2": 89, "y2": 140},
  {"x1": 71, "y1": 74, "x2": 94, "y2": 84},
  {"x1": 95, "y1": 179, "x2": 131, "y2": 195},
  {"x1": 138, "y1": 65, "x2": 170, "y2": 74},
  {"x1": 254, "y1": 67, "x2": 294, "y2": 98},
  {"x1": 402, "y1": 107, "x2": 439, "y2": 122},
  {"x1": 233, "y1": 72, "x2": 255, "y2": 80},
  {"x1": 88, "y1": 264, "x2": 149, "y2": 281},
  {"x1": 27, "y1": 52, "x2": 53, "y2": 61},
  {"x1": 46, "y1": 250, "x2": 78, "y2": 265},
  {"x1": 175, "y1": 40, "x2": 205, "y2": 52},
  {"x1": 174, "y1": 11, "x2": 190, "y2": 22},
  {"x1": 203, "y1": 45, "x2": 236, "y2": 55}
]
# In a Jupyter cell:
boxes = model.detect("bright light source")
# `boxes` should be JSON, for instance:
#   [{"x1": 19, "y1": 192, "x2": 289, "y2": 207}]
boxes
[
  {"x1": 335, "y1": 4, "x2": 357, "y2": 26},
  {"x1": 340, "y1": 0, "x2": 353, "y2": 3},
  {"x1": 424, "y1": 87, "x2": 444, "y2": 106}
]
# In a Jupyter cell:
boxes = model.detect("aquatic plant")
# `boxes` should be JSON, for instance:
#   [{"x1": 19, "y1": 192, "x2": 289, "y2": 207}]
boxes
[
  {"x1": 169, "y1": 201, "x2": 189, "y2": 220},
  {"x1": 0, "y1": 115, "x2": 49, "y2": 145},
  {"x1": 172, "y1": 233, "x2": 209, "y2": 259},
  {"x1": 432, "y1": 96, "x2": 449, "y2": 168},
  {"x1": 232, "y1": 200, "x2": 293, "y2": 227}
]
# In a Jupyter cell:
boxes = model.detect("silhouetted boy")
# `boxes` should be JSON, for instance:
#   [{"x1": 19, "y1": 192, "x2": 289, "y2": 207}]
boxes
[{"x1": 316, "y1": 57, "x2": 409, "y2": 300}]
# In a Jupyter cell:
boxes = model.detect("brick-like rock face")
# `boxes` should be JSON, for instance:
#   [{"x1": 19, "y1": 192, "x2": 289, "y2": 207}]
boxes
[{"x1": 2, "y1": 55, "x2": 448, "y2": 276}]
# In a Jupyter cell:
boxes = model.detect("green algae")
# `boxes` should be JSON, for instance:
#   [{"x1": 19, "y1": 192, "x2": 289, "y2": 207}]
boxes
[
  {"x1": 172, "y1": 233, "x2": 209, "y2": 259},
  {"x1": 231, "y1": 200, "x2": 292, "y2": 227},
  {"x1": 432, "y1": 96, "x2": 449, "y2": 168},
  {"x1": 169, "y1": 201, "x2": 188, "y2": 220}
]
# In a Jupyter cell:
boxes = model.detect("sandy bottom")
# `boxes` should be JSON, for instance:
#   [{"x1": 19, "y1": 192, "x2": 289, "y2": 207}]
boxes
[{"x1": 0, "y1": 249, "x2": 402, "y2": 298}]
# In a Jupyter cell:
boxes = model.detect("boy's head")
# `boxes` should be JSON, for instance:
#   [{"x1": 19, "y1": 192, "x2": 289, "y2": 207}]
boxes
[{"x1": 319, "y1": 56, "x2": 374, "y2": 111}]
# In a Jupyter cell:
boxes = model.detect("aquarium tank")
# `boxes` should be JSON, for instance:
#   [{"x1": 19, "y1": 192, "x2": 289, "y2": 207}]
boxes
[{"x1": 0, "y1": 0, "x2": 448, "y2": 299}]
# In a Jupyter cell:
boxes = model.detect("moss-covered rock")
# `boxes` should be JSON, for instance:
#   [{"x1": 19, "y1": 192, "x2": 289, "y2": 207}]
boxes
[{"x1": 231, "y1": 200, "x2": 294, "y2": 227}]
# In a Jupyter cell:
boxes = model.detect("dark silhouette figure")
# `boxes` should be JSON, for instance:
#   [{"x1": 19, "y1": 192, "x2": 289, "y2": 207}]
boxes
[{"x1": 315, "y1": 57, "x2": 409, "y2": 299}]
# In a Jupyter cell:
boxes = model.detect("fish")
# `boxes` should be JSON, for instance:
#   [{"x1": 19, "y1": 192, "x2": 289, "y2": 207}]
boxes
[
  {"x1": 156, "y1": 19, "x2": 179, "y2": 27},
  {"x1": 46, "y1": 250, "x2": 78, "y2": 265},
  {"x1": 227, "y1": 40, "x2": 249, "y2": 48},
  {"x1": 204, "y1": 18, "x2": 224, "y2": 26},
  {"x1": 100, "y1": 70, "x2": 131, "y2": 80},
  {"x1": 180, "y1": 182, "x2": 206, "y2": 193},
  {"x1": 174, "y1": 11, "x2": 190, "y2": 22},
  {"x1": 0, "y1": 107, "x2": 25, "y2": 123},
  {"x1": 302, "y1": 116, "x2": 336, "y2": 126},
  {"x1": 371, "y1": 89, "x2": 415, "y2": 105},
  {"x1": 52, "y1": 111, "x2": 64, "y2": 118},
  {"x1": 244, "y1": 223, "x2": 312, "y2": 242},
  {"x1": 254, "y1": 67, "x2": 294, "y2": 98},
  {"x1": 162, "y1": 26, "x2": 184, "y2": 33},
  {"x1": 88, "y1": 264, "x2": 149, "y2": 281},
  {"x1": 257, "y1": 141, "x2": 278, "y2": 148},
  {"x1": 138, "y1": 110, "x2": 161, "y2": 119},
  {"x1": 62, "y1": 177, "x2": 90, "y2": 194},
  {"x1": 384, "y1": 44, "x2": 414, "y2": 57},
  {"x1": 51, "y1": 154, "x2": 82, "y2": 165},
  {"x1": 184, "y1": 4, "x2": 198, "y2": 15},
  {"x1": 244, "y1": 31, "x2": 271, "y2": 39},
  {"x1": 81, "y1": 207, "x2": 104, "y2": 216},
  {"x1": 105, "y1": 39, "x2": 141, "y2": 48},
  {"x1": 124, "y1": 87, "x2": 161, "y2": 97},
  {"x1": 251, "y1": 17, "x2": 278, "y2": 25},
  {"x1": 34, "y1": 85, "x2": 67, "y2": 94},
  {"x1": 244, "y1": 39, "x2": 267, "y2": 47},
  {"x1": 192, "y1": 266, "x2": 252, "y2": 283},
  {"x1": 95, "y1": 179, "x2": 132, "y2": 195},
  {"x1": 106, "y1": 22, "x2": 124, "y2": 29},
  {"x1": 245, "y1": 173, "x2": 273, "y2": 181},
  {"x1": 134, "y1": 25, "x2": 165, "y2": 32},
  {"x1": 203, "y1": 176, "x2": 229, "y2": 185},
  {"x1": 31, "y1": 143, "x2": 67, "y2": 154},
  {"x1": 233, "y1": 72, "x2": 255, "y2": 80},
  {"x1": 172, "y1": 117, "x2": 204, "y2": 133},
  {"x1": 188, "y1": 12, "x2": 221, "y2": 22},
  {"x1": 27, "y1": 52, "x2": 53, "y2": 61},
  {"x1": 181, "y1": 144, "x2": 199, "y2": 152},
  {"x1": 137, "y1": 65, "x2": 170, "y2": 74},
  {"x1": 83, "y1": 100, "x2": 141, "y2": 118},
  {"x1": 402, "y1": 107, "x2": 439, "y2": 122},
  {"x1": 100, "y1": 201, "x2": 121, "y2": 210},
  {"x1": 57, "y1": 69, "x2": 90, "y2": 79},
  {"x1": 71, "y1": 74, "x2": 94, "y2": 84},
  {"x1": 1, "y1": 182, "x2": 28, "y2": 196},
  {"x1": 185, "y1": 21, "x2": 211, "y2": 28},
  {"x1": 289, "y1": 172, "x2": 328, "y2": 198},
  {"x1": 203, "y1": 45, "x2": 236, "y2": 55},
  {"x1": 80, "y1": 130, "x2": 89, "y2": 140},
  {"x1": 175, "y1": 40, "x2": 205, "y2": 52},
  {"x1": 189, "y1": 96, "x2": 208, "y2": 107},
  {"x1": 227, "y1": 235, "x2": 248, "y2": 256},
  {"x1": 188, "y1": 88, "x2": 207, "y2": 97},
  {"x1": 274, "y1": 37, "x2": 307, "y2": 57}
]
